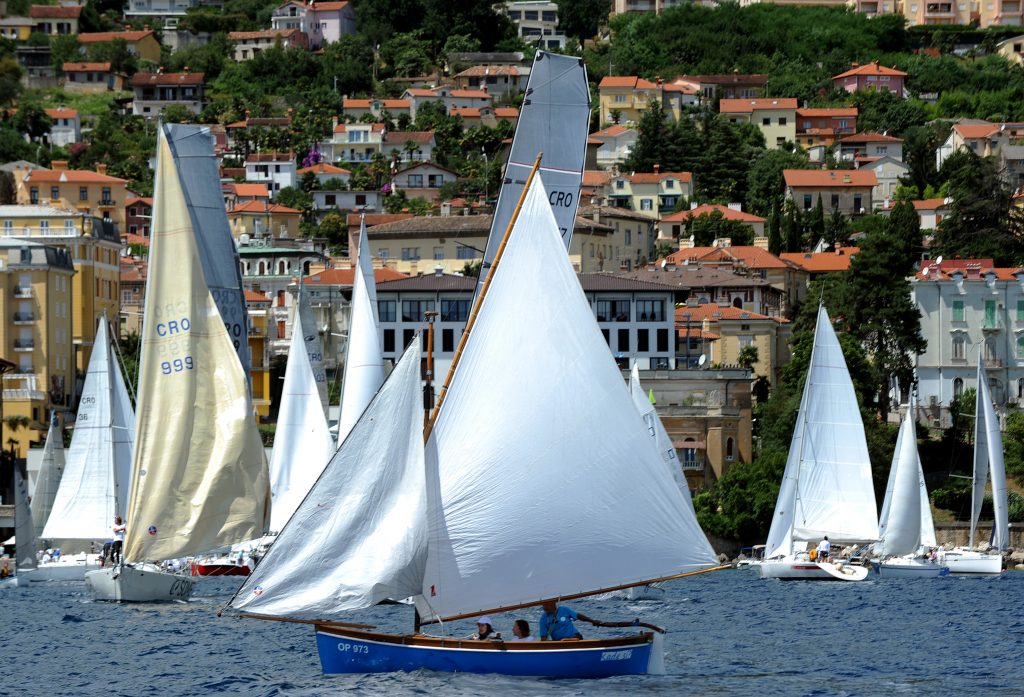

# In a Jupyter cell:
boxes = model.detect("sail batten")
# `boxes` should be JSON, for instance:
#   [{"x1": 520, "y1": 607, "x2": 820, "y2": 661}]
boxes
[
  {"x1": 418, "y1": 176, "x2": 716, "y2": 621},
  {"x1": 124, "y1": 124, "x2": 269, "y2": 563}
]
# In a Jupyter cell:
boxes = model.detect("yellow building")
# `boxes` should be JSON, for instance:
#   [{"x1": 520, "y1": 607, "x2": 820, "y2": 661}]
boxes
[
  {"x1": 0, "y1": 204, "x2": 121, "y2": 372},
  {"x1": 244, "y1": 290, "x2": 273, "y2": 419},
  {"x1": 597, "y1": 75, "x2": 661, "y2": 127},
  {"x1": 228, "y1": 201, "x2": 303, "y2": 241},
  {"x1": 0, "y1": 240, "x2": 75, "y2": 455},
  {"x1": 77, "y1": 30, "x2": 162, "y2": 63},
  {"x1": 720, "y1": 98, "x2": 798, "y2": 149},
  {"x1": 15, "y1": 162, "x2": 130, "y2": 234},
  {"x1": 606, "y1": 168, "x2": 694, "y2": 218}
]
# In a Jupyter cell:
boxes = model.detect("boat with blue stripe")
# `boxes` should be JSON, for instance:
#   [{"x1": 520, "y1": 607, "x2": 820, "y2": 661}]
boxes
[{"x1": 314, "y1": 625, "x2": 660, "y2": 678}]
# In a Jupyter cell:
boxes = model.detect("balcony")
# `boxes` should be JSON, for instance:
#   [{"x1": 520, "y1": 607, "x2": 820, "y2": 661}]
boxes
[
  {"x1": 13, "y1": 286, "x2": 32, "y2": 298},
  {"x1": 13, "y1": 312, "x2": 34, "y2": 324},
  {"x1": 681, "y1": 459, "x2": 704, "y2": 471},
  {"x1": 1, "y1": 373, "x2": 44, "y2": 401},
  {"x1": 924, "y1": 2, "x2": 955, "y2": 15},
  {"x1": 13, "y1": 338, "x2": 34, "y2": 351},
  {"x1": 984, "y1": 357, "x2": 1004, "y2": 368}
]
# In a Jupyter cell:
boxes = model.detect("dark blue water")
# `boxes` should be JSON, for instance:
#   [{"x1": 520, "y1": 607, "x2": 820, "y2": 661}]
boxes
[{"x1": 3, "y1": 570, "x2": 1020, "y2": 696}]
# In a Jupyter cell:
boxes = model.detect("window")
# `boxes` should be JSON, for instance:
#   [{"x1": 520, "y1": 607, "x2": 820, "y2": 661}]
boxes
[
  {"x1": 428, "y1": 175, "x2": 444, "y2": 188},
  {"x1": 325, "y1": 194, "x2": 336, "y2": 206},
  {"x1": 853, "y1": 195, "x2": 862, "y2": 212},
  {"x1": 615, "y1": 179, "x2": 625, "y2": 189},
  {"x1": 440, "y1": 299, "x2": 469, "y2": 322},
  {"x1": 625, "y1": 230, "x2": 631, "y2": 245},
  {"x1": 636, "y1": 300, "x2": 664, "y2": 322},
  {"x1": 1017, "y1": 299, "x2": 1024, "y2": 322},
  {"x1": 637, "y1": 329, "x2": 650, "y2": 352},
  {"x1": 401, "y1": 247, "x2": 420, "y2": 261},
  {"x1": 442, "y1": 328, "x2": 454, "y2": 353},
  {"x1": 952, "y1": 334, "x2": 966, "y2": 360},
  {"x1": 378, "y1": 300, "x2": 396, "y2": 322},
  {"x1": 830, "y1": 194, "x2": 839, "y2": 209},
  {"x1": 456, "y1": 245, "x2": 476, "y2": 260},
  {"x1": 50, "y1": 186, "x2": 60, "y2": 200},
  {"x1": 408, "y1": 174, "x2": 423, "y2": 187},
  {"x1": 433, "y1": 246, "x2": 444, "y2": 260},
  {"x1": 403, "y1": 329, "x2": 415, "y2": 348},
  {"x1": 657, "y1": 328, "x2": 669, "y2": 353},
  {"x1": 101, "y1": 187, "x2": 111, "y2": 204},
  {"x1": 602, "y1": 328, "x2": 610, "y2": 346},
  {"x1": 778, "y1": 117, "x2": 787, "y2": 126},
  {"x1": 952, "y1": 299, "x2": 965, "y2": 322},
  {"x1": 953, "y1": 377, "x2": 964, "y2": 399},
  {"x1": 640, "y1": 199, "x2": 653, "y2": 211},
  {"x1": 985, "y1": 300, "x2": 996, "y2": 329},
  {"x1": 803, "y1": 194, "x2": 812, "y2": 210},
  {"x1": 1017, "y1": 334, "x2": 1024, "y2": 358},
  {"x1": 617, "y1": 328, "x2": 629, "y2": 352},
  {"x1": 762, "y1": 117, "x2": 771, "y2": 126},
  {"x1": 402, "y1": 300, "x2": 433, "y2": 322},
  {"x1": 726, "y1": 437, "x2": 735, "y2": 461},
  {"x1": 382, "y1": 329, "x2": 395, "y2": 352},
  {"x1": 30, "y1": 187, "x2": 39, "y2": 204}
]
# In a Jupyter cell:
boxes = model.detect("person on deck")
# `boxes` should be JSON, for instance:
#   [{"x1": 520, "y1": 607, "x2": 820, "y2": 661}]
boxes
[
  {"x1": 470, "y1": 616, "x2": 500, "y2": 640},
  {"x1": 539, "y1": 600, "x2": 596, "y2": 640},
  {"x1": 111, "y1": 516, "x2": 126, "y2": 564},
  {"x1": 510, "y1": 619, "x2": 537, "y2": 642},
  {"x1": 816, "y1": 536, "x2": 830, "y2": 563}
]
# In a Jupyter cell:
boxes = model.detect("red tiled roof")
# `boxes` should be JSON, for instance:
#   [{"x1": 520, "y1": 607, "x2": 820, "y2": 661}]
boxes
[
  {"x1": 627, "y1": 171, "x2": 693, "y2": 184},
  {"x1": 796, "y1": 107, "x2": 858, "y2": 118},
  {"x1": 719, "y1": 98, "x2": 798, "y2": 113},
  {"x1": 780, "y1": 247, "x2": 860, "y2": 273},
  {"x1": 123, "y1": 233, "x2": 149, "y2": 247},
  {"x1": 306, "y1": 267, "x2": 408, "y2": 285},
  {"x1": 953, "y1": 123, "x2": 1001, "y2": 139},
  {"x1": 245, "y1": 289, "x2": 271, "y2": 303},
  {"x1": 911, "y1": 198, "x2": 949, "y2": 210},
  {"x1": 30, "y1": 5, "x2": 82, "y2": 18},
  {"x1": 333, "y1": 122, "x2": 385, "y2": 133},
  {"x1": 130, "y1": 72, "x2": 204, "y2": 87},
  {"x1": 494, "y1": 107, "x2": 518, "y2": 118},
  {"x1": 310, "y1": 1, "x2": 351, "y2": 10},
  {"x1": 228, "y1": 201, "x2": 300, "y2": 214},
  {"x1": 674, "y1": 303, "x2": 780, "y2": 322},
  {"x1": 244, "y1": 151, "x2": 294, "y2": 163},
  {"x1": 591, "y1": 125, "x2": 632, "y2": 138},
  {"x1": 227, "y1": 183, "x2": 270, "y2": 197},
  {"x1": 598, "y1": 76, "x2": 658, "y2": 90},
  {"x1": 228, "y1": 28, "x2": 303, "y2": 41},
  {"x1": 343, "y1": 99, "x2": 411, "y2": 109},
  {"x1": 297, "y1": 162, "x2": 351, "y2": 175},
  {"x1": 385, "y1": 131, "x2": 434, "y2": 145},
  {"x1": 783, "y1": 169, "x2": 876, "y2": 187},
  {"x1": 79, "y1": 30, "x2": 155, "y2": 43},
  {"x1": 44, "y1": 108, "x2": 77, "y2": 119},
  {"x1": 662, "y1": 205, "x2": 766, "y2": 224},
  {"x1": 125, "y1": 196, "x2": 152, "y2": 207},
  {"x1": 24, "y1": 169, "x2": 126, "y2": 184},
  {"x1": 583, "y1": 170, "x2": 613, "y2": 187},
  {"x1": 914, "y1": 258, "x2": 1023, "y2": 281},
  {"x1": 448, "y1": 89, "x2": 492, "y2": 99},
  {"x1": 839, "y1": 131, "x2": 903, "y2": 144},
  {"x1": 667, "y1": 245, "x2": 788, "y2": 270},
  {"x1": 832, "y1": 62, "x2": 907, "y2": 79},
  {"x1": 62, "y1": 62, "x2": 111, "y2": 72}
]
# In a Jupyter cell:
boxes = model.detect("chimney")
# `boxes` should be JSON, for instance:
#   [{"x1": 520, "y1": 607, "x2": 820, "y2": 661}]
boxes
[
  {"x1": 440, "y1": 201, "x2": 451, "y2": 217},
  {"x1": 96, "y1": 163, "x2": 108, "y2": 175},
  {"x1": 690, "y1": 201, "x2": 698, "y2": 210},
  {"x1": 727, "y1": 202, "x2": 742, "y2": 211},
  {"x1": 653, "y1": 163, "x2": 661, "y2": 174},
  {"x1": 51, "y1": 160, "x2": 68, "y2": 170}
]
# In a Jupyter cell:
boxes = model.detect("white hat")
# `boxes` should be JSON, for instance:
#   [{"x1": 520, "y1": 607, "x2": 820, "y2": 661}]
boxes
[{"x1": 477, "y1": 616, "x2": 492, "y2": 626}]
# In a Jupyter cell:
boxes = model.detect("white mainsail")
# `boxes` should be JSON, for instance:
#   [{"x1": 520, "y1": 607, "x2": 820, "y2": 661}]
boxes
[
  {"x1": 629, "y1": 364, "x2": 698, "y2": 516},
  {"x1": 31, "y1": 411, "x2": 65, "y2": 537},
  {"x1": 232, "y1": 338, "x2": 427, "y2": 616},
  {"x1": 475, "y1": 51, "x2": 590, "y2": 298},
  {"x1": 764, "y1": 306, "x2": 879, "y2": 560},
  {"x1": 296, "y1": 285, "x2": 329, "y2": 415},
  {"x1": 337, "y1": 219, "x2": 384, "y2": 444},
  {"x1": 14, "y1": 462, "x2": 37, "y2": 571},
  {"x1": 42, "y1": 315, "x2": 134, "y2": 541},
  {"x1": 971, "y1": 357, "x2": 1009, "y2": 549},
  {"x1": 268, "y1": 309, "x2": 335, "y2": 533},
  {"x1": 417, "y1": 176, "x2": 717, "y2": 622},
  {"x1": 123, "y1": 124, "x2": 269, "y2": 563},
  {"x1": 877, "y1": 400, "x2": 923, "y2": 556}
]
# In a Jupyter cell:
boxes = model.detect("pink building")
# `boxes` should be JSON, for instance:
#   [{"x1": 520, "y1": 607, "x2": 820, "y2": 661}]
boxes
[{"x1": 831, "y1": 62, "x2": 907, "y2": 97}]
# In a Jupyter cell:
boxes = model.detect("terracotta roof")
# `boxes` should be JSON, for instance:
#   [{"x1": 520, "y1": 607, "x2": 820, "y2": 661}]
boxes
[
  {"x1": 226, "y1": 183, "x2": 270, "y2": 197},
  {"x1": 674, "y1": 303, "x2": 782, "y2": 323},
  {"x1": 662, "y1": 205, "x2": 766, "y2": 224},
  {"x1": 24, "y1": 169, "x2": 126, "y2": 184},
  {"x1": 130, "y1": 72, "x2": 204, "y2": 87},
  {"x1": 385, "y1": 131, "x2": 435, "y2": 145},
  {"x1": 911, "y1": 198, "x2": 949, "y2": 211},
  {"x1": 79, "y1": 30, "x2": 156, "y2": 44},
  {"x1": 914, "y1": 258, "x2": 1023, "y2": 281},
  {"x1": 448, "y1": 89, "x2": 492, "y2": 99},
  {"x1": 404, "y1": 88, "x2": 436, "y2": 97},
  {"x1": 245, "y1": 289, "x2": 271, "y2": 303},
  {"x1": 297, "y1": 162, "x2": 351, "y2": 175},
  {"x1": 627, "y1": 171, "x2": 693, "y2": 184},
  {"x1": 719, "y1": 98, "x2": 798, "y2": 113},
  {"x1": 125, "y1": 196, "x2": 152, "y2": 207},
  {"x1": 228, "y1": 28, "x2": 303, "y2": 40},
  {"x1": 832, "y1": 62, "x2": 907, "y2": 79},
  {"x1": 120, "y1": 258, "x2": 148, "y2": 280},
  {"x1": 228, "y1": 201, "x2": 300, "y2": 214},
  {"x1": 44, "y1": 108, "x2": 77, "y2": 119},
  {"x1": 598, "y1": 76, "x2": 658, "y2": 90},
  {"x1": 591, "y1": 125, "x2": 633, "y2": 138},
  {"x1": 796, "y1": 108, "x2": 858, "y2": 118},
  {"x1": 377, "y1": 274, "x2": 477, "y2": 292},
  {"x1": 123, "y1": 233, "x2": 149, "y2": 247},
  {"x1": 780, "y1": 247, "x2": 860, "y2": 273},
  {"x1": 342, "y1": 99, "x2": 411, "y2": 109},
  {"x1": 226, "y1": 116, "x2": 292, "y2": 129},
  {"x1": 676, "y1": 328, "x2": 720, "y2": 341},
  {"x1": 455, "y1": 65, "x2": 521, "y2": 78},
  {"x1": 583, "y1": 170, "x2": 613, "y2": 187},
  {"x1": 306, "y1": 267, "x2": 408, "y2": 286},
  {"x1": 450, "y1": 107, "x2": 484, "y2": 117},
  {"x1": 577, "y1": 204, "x2": 660, "y2": 223},
  {"x1": 667, "y1": 245, "x2": 788, "y2": 270},
  {"x1": 244, "y1": 151, "x2": 294, "y2": 163},
  {"x1": 953, "y1": 123, "x2": 1001, "y2": 139},
  {"x1": 663, "y1": 83, "x2": 698, "y2": 94},
  {"x1": 333, "y1": 122, "x2": 385, "y2": 133},
  {"x1": 839, "y1": 131, "x2": 903, "y2": 144},
  {"x1": 783, "y1": 169, "x2": 876, "y2": 187},
  {"x1": 494, "y1": 107, "x2": 518, "y2": 118},
  {"x1": 310, "y1": 1, "x2": 351, "y2": 10},
  {"x1": 30, "y1": 5, "x2": 82, "y2": 18},
  {"x1": 62, "y1": 62, "x2": 111, "y2": 72}
]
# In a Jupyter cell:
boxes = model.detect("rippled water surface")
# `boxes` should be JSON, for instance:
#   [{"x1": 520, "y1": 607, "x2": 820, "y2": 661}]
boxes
[{"x1": 3, "y1": 569, "x2": 1020, "y2": 696}]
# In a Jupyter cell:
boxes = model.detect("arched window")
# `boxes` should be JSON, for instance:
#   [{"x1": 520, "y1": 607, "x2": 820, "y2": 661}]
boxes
[
  {"x1": 733, "y1": 297, "x2": 743, "y2": 309},
  {"x1": 1018, "y1": 377, "x2": 1024, "y2": 400},
  {"x1": 1016, "y1": 334, "x2": 1024, "y2": 359},
  {"x1": 682, "y1": 438, "x2": 697, "y2": 470},
  {"x1": 257, "y1": 261, "x2": 266, "y2": 275},
  {"x1": 953, "y1": 377, "x2": 964, "y2": 400},
  {"x1": 277, "y1": 260, "x2": 287, "y2": 275},
  {"x1": 725, "y1": 437, "x2": 735, "y2": 461},
  {"x1": 303, "y1": 260, "x2": 311, "y2": 275}
]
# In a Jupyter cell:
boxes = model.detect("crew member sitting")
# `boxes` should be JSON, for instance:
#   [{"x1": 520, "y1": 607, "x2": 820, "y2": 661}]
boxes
[{"x1": 539, "y1": 600, "x2": 597, "y2": 641}]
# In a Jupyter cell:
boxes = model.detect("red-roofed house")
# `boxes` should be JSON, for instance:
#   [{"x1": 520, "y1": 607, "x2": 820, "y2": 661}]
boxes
[
  {"x1": 78, "y1": 30, "x2": 161, "y2": 62},
  {"x1": 720, "y1": 98, "x2": 798, "y2": 149},
  {"x1": 784, "y1": 169, "x2": 877, "y2": 216},
  {"x1": 676, "y1": 301, "x2": 792, "y2": 383},
  {"x1": 119, "y1": 257, "x2": 147, "y2": 337},
  {"x1": 297, "y1": 162, "x2": 352, "y2": 187},
  {"x1": 597, "y1": 75, "x2": 661, "y2": 127},
  {"x1": 673, "y1": 73, "x2": 769, "y2": 103},
  {"x1": 324, "y1": 121, "x2": 386, "y2": 163},
  {"x1": 62, "y1": 62, "x2": 121, "y2": 93},
  {"x1": 448, "y1": 105, "x2": 518, "y2": 129},
  {"x1": 935, "y1": 120, "x2": 1009, "y2": 169},
  {"x1": 228, "y1": 200, "x2": 302, "y2": 240},
  {"x1": 831, "y1": 61, "x2": 907, "y2": 97},
  {"x1": 342, "y1": 98, "x2": 412, "y2": 121},
  {"x1": 131, "y1": 71, "x2": 205, "y2": 118},
  {"x1": 795, "y1": 107, "x2": 858, "y2": 152},
  {"x1": 228, "y1": 28, "x2": 309, "y2": 60},
  {"x1": 30, "y1": 4, "x2": 81, "y2": 34},
  {"x1": 780, "y1": 246, "x2": 860, "y2": 280},
  {"x1": 125, "y1": 196, "x2": 152, "y2": 237},
  {"x1": 271, "y1": 0, "x2": 356, "y2": 48},
  {"x1": 453, "y1": 64, "x2": 530, "y2": 95},
  {"x1": 590, "y1": 125, "x2": 638, "y2": 168},
  {"x1": 910, "y1": 197, "x2": 951, "y2": 230},
  {"x1": 381, "y1": 131, "x2": 435, "y2": 164},
  {"x1": 608, "y1": 167, "x2": 694, "y2": 217},
  {"x1": 19, "y1": 161, "x2": 130, "y2": 230},
  {"x1": 837, "y1": 131, "x2": 904, "y2": 162},
  {"x1": 223, "y1": 182, "x2": 270, "y2": 210},
  {"x1": 243, "y1": 151, "x2": 297, "y2": 198},
  {"x1": 659, "y1": 205, "x2": 766, "y2": 240},
  {"x1": 41, "y1": 108, "x2": 80, "y2": 147}
]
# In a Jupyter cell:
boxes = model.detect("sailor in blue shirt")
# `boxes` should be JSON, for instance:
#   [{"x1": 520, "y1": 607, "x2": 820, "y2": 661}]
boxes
[{"x1": 539, "y1": 600, "x2": 597, "y2": 640}]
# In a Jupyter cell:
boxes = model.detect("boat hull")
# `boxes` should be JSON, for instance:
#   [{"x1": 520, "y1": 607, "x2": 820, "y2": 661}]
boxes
[
  {"x1": 871, "y1": 558, "x2": 949, "y2": 578},
  {"x1": 314, "y1": 625, "x2": 658, "y2": 678},
  {"x1": 190, "y1": 562, "x2": 250, "y2": 577},
  {"x1": 29, "y1": 555, "x2": 103, "y2": 582},
  {"x1": 85, "y1": 564, "x2": 195, "y2": 602},
  {"x1": 939, "y1": 549, "x2": 1003, "y2": 575},
  {"x1": 759, "y1": 559, "x2": 869, "y2": 581}
]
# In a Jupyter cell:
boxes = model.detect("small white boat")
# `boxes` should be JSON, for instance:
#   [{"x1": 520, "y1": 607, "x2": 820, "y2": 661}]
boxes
[
  {"x1": 86, "y1": 563, "x2": 194, "y2": 602},
  {"x1": 872, "y1": 556, "x2": 948, "y2": 578},
  {"x1": 760, "y1": 553, "x2": 870, "y2": 581},
  {"x1": 735, "y1": 545, "x2": 766, "y2": 569},
  {"x1": 937, "y1": 548, "x2": 1002, "y2": 575},
  {"x1": 31, "y1": 553, "x2": 103, "y2": 582}
]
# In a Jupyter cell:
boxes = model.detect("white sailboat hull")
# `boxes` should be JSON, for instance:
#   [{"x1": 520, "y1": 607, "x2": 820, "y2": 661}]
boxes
[
  {"x1": 759, "y1": 558, "x2": 870, "y2": 581},
  {"x1": 871, "y1": 557, "x2": 948, "y2": 578},
  {"x1": 85, "y1": 564, "x2": 195, "y2": 602},
  {"x1": 30, "y1": 555, "x2": 103, "y2": 581},
  {"x1": 939, "y1": 549, "x2": 1003, "y2": 575}
]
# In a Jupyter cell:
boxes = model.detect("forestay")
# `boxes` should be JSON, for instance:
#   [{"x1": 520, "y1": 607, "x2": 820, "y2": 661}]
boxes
[
  {"x1": 877, "y1": 401, "x2": 922, "y2": 556},
  {"x1": 972, "y1": 357, "x2": 1009, "y2": 549},
  {"x1": 475, "y1": 51, "x2": 589, "y2": 299},
  {"x1": 268, "y1": 310, "x2": 335, "y2": 533},
  {"x1": 764, "y1": 307, "x2": 878, "y2": 559},
  {"x1": 417, "y1": 177, "x2": 716, "y2": 622},
  {"x1": 232, "y1": 338, "x2": 427, "y2": 616},
  {"x1": 169, "y1": 124, "x2": 251, "y2": 376},
  {"x1": 31, "y1": 411, "x2": 65, "y2": 537},
  {"x1": 337, "y1": 220, "x2": 384, "y2": 444},
  {"x1": 123, "y1": 125, "x2": 269, "y2": 564},
  {"x1": 42, "y1": 316, "x2": 134, "y2": 541},
  {"x1": 629, "y1": 364, "x2": 699, "y2": 517}
]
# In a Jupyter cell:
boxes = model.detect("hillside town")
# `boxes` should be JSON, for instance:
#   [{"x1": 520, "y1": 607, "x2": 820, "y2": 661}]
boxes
[{"x1": 0, "y1": 0, "x2": 1023, "y2": 550}]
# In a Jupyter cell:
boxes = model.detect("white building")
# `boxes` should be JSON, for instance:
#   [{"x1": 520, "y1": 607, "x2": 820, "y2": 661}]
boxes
[
  {"x1": 912, "y1": 258, "x2": 1024, "y2": 428},
  {"x1": 244, "y1": 151, "x2": 296, "y2": 198},
  {"x1": 501, "y1": 1, "x2": 567, "y2": 50}
]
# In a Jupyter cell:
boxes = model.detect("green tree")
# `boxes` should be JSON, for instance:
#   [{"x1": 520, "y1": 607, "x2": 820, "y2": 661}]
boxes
[
  {"x1": 886, "y1": 199, "x2": 922, "y2": 274},
  {"x1": 0, "y1": 58, "x2": 21, "y2": 107},
  {"x1": 685, "y1": 210, "x2": 755, "y2": 247},
  {"x1": 318, "y1": 212, "x2": 347, "y2": 254},
  {"x1": 745, "y1": 148, "x2": 811, "y2": 217},
  {"x1": 557, "y1": 0, "x2": 611, "y2": 45},
  {"x1": 825, "y1": 208, "x2": 849, "y2": 249},
  {"x1": 694, "y1": 451, "x2": 787, "y2": 544},
  {"x1": 767, "y1": 201, "x2": 782, "y2": 255},
  {"x1": 1003, "y1": 411, "x2": 1024, "y2": 485},
  {"x1": 808, "y1": 193, "x2": 825, "y2": 246},
  {"x1": 782, "y1": 199, "x2": 802, "y2": 252},
  {"x1": 623, "y1": 100, "x2": 672, "y2": 173},
  {"x1": 13, "y1": 103, "x2": 52, "y2": 143},
  {"x1": 50, "y1": 33, "x2": 82, "y2": 73}
]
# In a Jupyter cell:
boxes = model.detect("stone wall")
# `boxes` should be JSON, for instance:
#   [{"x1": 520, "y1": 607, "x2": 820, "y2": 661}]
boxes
[{"x1": 933, "y1": 523, "x2": 1021, "y2": 550}]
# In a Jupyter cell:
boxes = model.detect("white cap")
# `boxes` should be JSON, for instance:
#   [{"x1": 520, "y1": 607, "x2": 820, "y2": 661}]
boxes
[{"x1": 477, "y1": 616, "x2": 492, "y2": 626}]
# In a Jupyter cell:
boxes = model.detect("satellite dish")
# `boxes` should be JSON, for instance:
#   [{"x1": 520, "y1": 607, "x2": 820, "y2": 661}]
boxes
[
  {"x1": 698, "y1": 354, "x2": 707, "y2": 367},
  {"x1": 689, "y1": 234, "x2": 695, "y2": 243},
  {"x1": 923, "y1": 267, "x2": 930, "y2": 278},
  {"x1": 935, "y1": 255, "x2": 943, "y2": 265},
  {"x1": 660, "y1": 258, "x2": 667, "y2": 269}
]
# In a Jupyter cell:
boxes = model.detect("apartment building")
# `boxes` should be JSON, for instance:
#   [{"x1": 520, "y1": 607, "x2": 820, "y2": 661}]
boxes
[
  {"x1": 720, "y1": 98, "x2": 798, "y2": 149},
  {"x1": 15, "y1": 161, "x2": 129, "y2": 233}
]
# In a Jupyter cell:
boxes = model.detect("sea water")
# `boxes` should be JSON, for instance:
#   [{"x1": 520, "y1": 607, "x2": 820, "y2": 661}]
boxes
[{"x1": 3, "y1": 569, "x2": 1020, "y2": 696}]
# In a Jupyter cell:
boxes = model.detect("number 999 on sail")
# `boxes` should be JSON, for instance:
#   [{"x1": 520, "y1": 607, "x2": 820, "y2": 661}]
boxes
[{"x1": 161, "y1": 356, "x2": 194, "y2": 374}]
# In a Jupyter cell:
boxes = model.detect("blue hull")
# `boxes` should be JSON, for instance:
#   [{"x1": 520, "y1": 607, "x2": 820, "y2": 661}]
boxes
[{"x1": 315, "y1": 626, "x2": 655, "y2": 678}]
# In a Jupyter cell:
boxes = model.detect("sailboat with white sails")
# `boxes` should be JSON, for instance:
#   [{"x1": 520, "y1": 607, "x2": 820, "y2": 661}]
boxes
[
  {"x1": 31, "y1": 411, "x2": 64, "y2": 542},
  {"x1": 938, "y1": 355, "x2": 1007, "y2": 574},
  {"x1": 85, "y1": 123, "x2": 270, "y2": 601},
  {"x1": 225, "y1": 165, "x2": 720, "y2": 678},
  {"x1": 6, "y1": 460, "x2": 38, "y2": 586},
  {"x1": 872, "y1": 396, "x2": 947, "y2": 578},
  {"x1": 36, "y1": 314, "x2": 132, "y2": 581},
  {"x1": 760, "y1": 306, "x2": 879, "y2": 581}
]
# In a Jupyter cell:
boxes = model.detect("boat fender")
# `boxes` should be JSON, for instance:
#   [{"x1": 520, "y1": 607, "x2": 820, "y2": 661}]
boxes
[{"x1": 646, "y1": 631, "x2": 666, "y2": 676}]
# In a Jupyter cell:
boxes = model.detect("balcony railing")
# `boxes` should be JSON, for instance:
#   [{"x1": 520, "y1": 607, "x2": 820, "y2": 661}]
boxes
[
  {"x1": 1, "y1": 373, "x2": 44, "y2": 400},
  {"x1": 3, "y1": 225, "x2": 83, "y2": 238},
  {"x1": 13, "y1": 312, "x2": 34, "y2": 324},
  {"x1": 13, "y1": 286, "x2": 32, "y2": 298},
  {"x1": 13, "y1": 338, "x2": 34, "y2": 351},
  {"x1": 984, "y1": 357, "x2": 1004, "y2": 368},
  {"x1": 681, "y1": 459, "x2": 704, "y2": 471}
]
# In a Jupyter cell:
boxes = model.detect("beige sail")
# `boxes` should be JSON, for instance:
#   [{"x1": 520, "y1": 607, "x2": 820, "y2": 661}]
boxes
[{"x1": 123, "y1": 126, "x2": 270, "y2": 563}]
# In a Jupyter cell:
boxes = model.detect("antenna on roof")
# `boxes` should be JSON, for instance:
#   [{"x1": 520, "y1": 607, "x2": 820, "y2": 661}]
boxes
[{"x1": 935, "y1": 255, "x2": 943, "y2": 265}]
